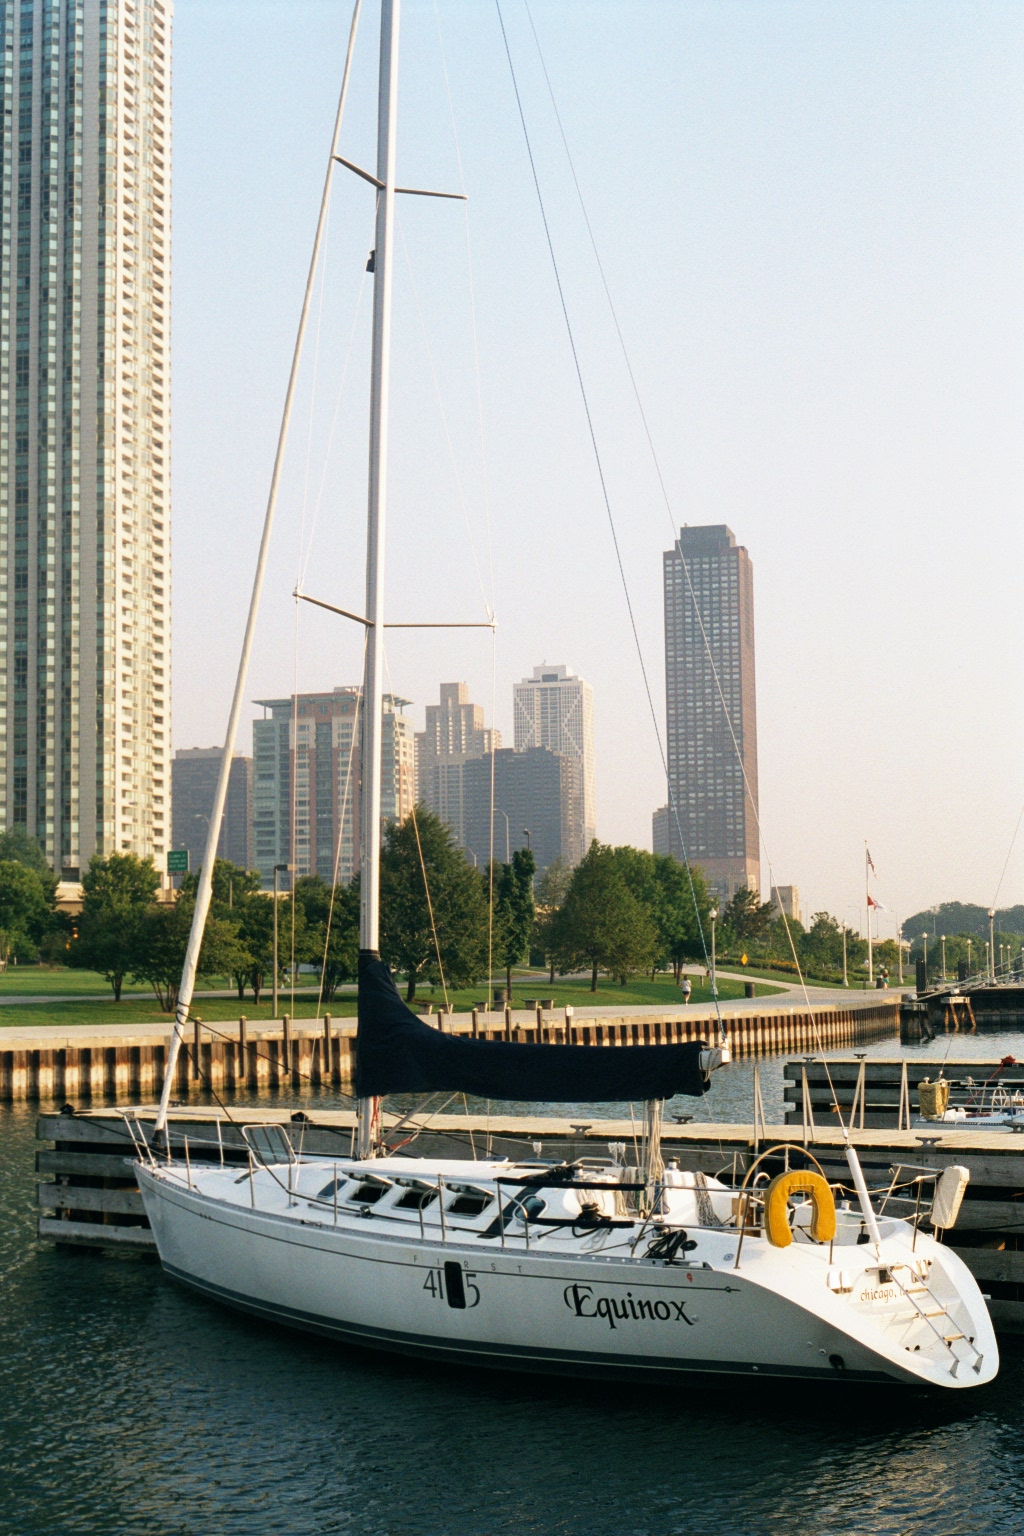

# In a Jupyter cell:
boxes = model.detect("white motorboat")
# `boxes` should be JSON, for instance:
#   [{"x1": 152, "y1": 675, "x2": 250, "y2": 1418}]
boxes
[{"x1": 137, "y1": 0, "x2": 998, "y2": 1392}]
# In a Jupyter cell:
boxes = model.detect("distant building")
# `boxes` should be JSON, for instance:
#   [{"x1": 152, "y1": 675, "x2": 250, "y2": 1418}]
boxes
[
  {"x1": 252, "y1": 688, "x2": 415, "y2": 888},
  {"x1": 172, "y1": 749, "x2": 253, "y2": 876},
  {"x1": 652, "y1": 806, "x2": 671, "y2": 859},
  {"x1": 416, "y1": 683, "x2": 500, "y2": 846},
  {"x1": 771, "y1": 885, "x2": 801, "y2": 925},
  {"x1": 513, "y1": 665, "x2": 595, "y2": 854},
  {"x1": 462, "y1": 747, "x2": 582, "y2": 874},
  {"x1": 663, "y1": 525, "x2": 759, "y2": 904}
]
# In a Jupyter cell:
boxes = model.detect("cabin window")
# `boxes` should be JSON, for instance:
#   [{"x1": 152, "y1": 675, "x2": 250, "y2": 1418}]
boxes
[
  {"x1": 395, "y1": 1186, "x2": 437, "y2": 1209},
  {"x1": 448, "y1": 1191, "x2": 493, "y2": 1217},
  {"x1": 350, "y1": 1181, "x2": 388, "y2": 1205}
]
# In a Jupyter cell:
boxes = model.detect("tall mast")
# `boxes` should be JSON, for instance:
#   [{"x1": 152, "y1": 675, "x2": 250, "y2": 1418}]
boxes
[{"x1": 357, "y1": 0, "x2": 400, "y2": 1156}]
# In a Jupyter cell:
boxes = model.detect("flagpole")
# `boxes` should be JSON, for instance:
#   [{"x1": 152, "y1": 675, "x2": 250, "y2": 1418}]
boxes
[{"x1": 865, "y1": 842, "x2": 873, "y2": 988}]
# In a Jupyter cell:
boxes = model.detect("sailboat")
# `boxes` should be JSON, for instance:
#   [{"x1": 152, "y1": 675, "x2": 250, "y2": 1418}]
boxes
[{"x1": 135, "y1": 0, "x2": 997, "y2": 1390}]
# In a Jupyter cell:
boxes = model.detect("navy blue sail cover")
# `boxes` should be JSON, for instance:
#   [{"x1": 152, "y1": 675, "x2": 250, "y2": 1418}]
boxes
[{"x1": 355, "y1": 953, "x2": 711, "y2": 1101}]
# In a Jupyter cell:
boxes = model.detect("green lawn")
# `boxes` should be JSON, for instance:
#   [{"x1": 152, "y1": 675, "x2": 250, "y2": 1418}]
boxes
[
  {"x1": 0, "y1": 967, "x2": 784, "y2": 1030},
  {"x1": 402, "y1": 972, "x2": 783, "y2": 1012},
  {"x1": 0, "y1": 994, "x2": 351, "y2": 1030},
  {"x1": 0, "y1": 966, "x2": 149, "y2": 995},
  {"x1": 0, "y1": 966, "x2": 253, "y2": 997}
]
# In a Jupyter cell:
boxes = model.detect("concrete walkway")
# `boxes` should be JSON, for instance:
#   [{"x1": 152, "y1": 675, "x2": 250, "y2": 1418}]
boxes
[{"x1": 0, "y1": 985, "x2": 906, "y2": 1050}]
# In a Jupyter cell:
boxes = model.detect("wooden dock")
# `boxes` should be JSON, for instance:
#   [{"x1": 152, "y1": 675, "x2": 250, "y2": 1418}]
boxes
[
  {"x1": 3, "y1": 995, "x2": 899, "y2": 1103},
  {"x1": 784, "y1": 1057, "x2": 1024, "y2": 1129},
  {"x1": 35, "y1": 1081, "x2": 1024, "y2": 1335}
]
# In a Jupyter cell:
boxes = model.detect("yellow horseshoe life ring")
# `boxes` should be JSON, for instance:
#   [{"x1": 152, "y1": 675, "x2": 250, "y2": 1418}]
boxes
[{"x1": 764, "y1": 1170, "x2": 836, "y2": 1247}]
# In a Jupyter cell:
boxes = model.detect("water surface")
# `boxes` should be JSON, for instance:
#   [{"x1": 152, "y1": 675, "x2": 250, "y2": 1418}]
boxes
[{"x1": 4, "y1": 1039, "x2": 1024, "y2": 1534}]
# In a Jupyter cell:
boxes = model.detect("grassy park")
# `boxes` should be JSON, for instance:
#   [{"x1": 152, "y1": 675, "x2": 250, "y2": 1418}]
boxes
[{"x1": 0, "y1": 965, "x2": 786, "y2": 1030}]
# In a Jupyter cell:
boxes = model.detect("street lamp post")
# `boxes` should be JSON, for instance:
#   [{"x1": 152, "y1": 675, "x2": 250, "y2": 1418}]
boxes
[
  {"x1": 522, "y1": 829, "x2": 531, "y2": 853},
  {"x1": 989, "y1": 909, "x2": 996, "y2": 981},
  {"x1": 273, "y1": 863, "x2": 291, "y2": 1019},
  {"x1": 941, "y1": 935, "x2": 946, "y2": 983},
  {"x1": 922, "y1": 933, "x2": 928, "y2": 984},
  {"x1": 842, "y1": 925, "x2": 848, "y2": 988},
  {"x1": 967, "y1": 938, "x2": 972, "y2": 976},
  {"x1": 709, "y1": 908, "x2": 718, "y2": 1000},
  {"x1": 897, "y1": 922, "x2": 904, "y2": 986}
]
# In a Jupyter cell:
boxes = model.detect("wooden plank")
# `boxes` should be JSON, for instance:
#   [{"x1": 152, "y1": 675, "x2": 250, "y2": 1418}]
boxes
[
  {"x1": 36, "y1": 1150, "x2": 139, "y2": 1178},
  {"x1": 945, "y1": 1200, "x2": 1024, "y2": 1232},
  {"x1": 37, "y1": 1216, "x2": 156, "y2": 1249},
  {"x1": 988, "y1": 1301, "x2": 1024, "y2": 1333},
  {"x1": 37, "y1": 1184, "x2": 146, "y2": 1216},
  {"x1": 37, "y1": 1115, "x2": 142, "y2": 1146},
  {"x1": 952, "y1": 1248, "x2": 1024, "y2": 1284}
]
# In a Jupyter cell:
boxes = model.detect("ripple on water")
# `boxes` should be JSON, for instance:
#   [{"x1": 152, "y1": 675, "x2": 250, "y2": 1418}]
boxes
[{"x1": 4, "y1": 1091, "x2": 1024, "y2": 1536}]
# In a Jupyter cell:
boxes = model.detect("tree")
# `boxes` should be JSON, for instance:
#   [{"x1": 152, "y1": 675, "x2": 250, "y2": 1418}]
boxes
[
  {"x1": 69, "y1": 852, "x2": 159, "y2": 1000},
  {"x1": 379, "y1": 807, "x2": 488, "y2": 1001},
  {"x1": 180, "y1": 860, "x2": 263, "y2": 999},
  {"x1": 492, "y1": 847, "x2": 536, "y2": 1003},
  {"x1": 533, "y1": 856, "x2": 571, "y2": 982},
  {"x1": 649, "y1": 854, "x2": 712, "y2": 979},
  {"x1": 294, "y1": 874, "x2": 360, "y2": 1003},
  {"x1": 230, "y1": 888, "x2": 307, "y2": 1005},
  {"x1": 797, "y1": 912, "x2": 843, "y2": 973},
  {"x1": 0, "y1": 860, "x2": 55, "y2": 968},
  {"x1": 903, "y1": 902, "x2": 1024, "y2": 945},
  {"x1": 554, "y1": 842, "x2": 657, "y2": 990},
  {"x1": 131, "y1": 897, "x2": 246, "y2": 1013},
  {"x1": 0, "y1": 828, "x2": 57, "y2": 892},
  {"x1": 721, "y1": 886, "x2": 775, "y2": 947},
  {"x1": 180, "y1": 858, "x2": 263, "y2": 912}
]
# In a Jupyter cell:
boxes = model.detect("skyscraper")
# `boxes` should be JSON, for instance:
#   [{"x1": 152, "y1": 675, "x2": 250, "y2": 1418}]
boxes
[
  {"x1": 662, "y1": 525, "x2": 759, "y2": 902},
  {"x1": 513, "y1": 664, "x2": 595, "y2": 854},
  {"x1": 462, "y1": 746, "x2": 583, "y2": 874},
  {"x1": 416, "y1": 682, "x2": 500, "y2": 846},
  {"x1": 0, "y1": 0, "x2": 171, "y2": 874},
  {"x1": 172, "y1": 748, "x2": 252, "y2": 876},
  {"x1": 252, "y1": 688, "x2": 415, "y2": 889}
]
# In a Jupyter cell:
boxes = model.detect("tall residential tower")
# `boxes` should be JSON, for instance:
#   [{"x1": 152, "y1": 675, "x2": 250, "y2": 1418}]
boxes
[
  {"x1": 0, "y1": 0, "x2": 171, "y2": 874},
  {"x1": 513, "y1": 664, "x2": 594, "y2": 856},
  {"x1": 662, "y1": 525, "x2": 759, "y2": 902},
  {"x1": 252, "y1": 688, "x2": 415, "y2": 889}
]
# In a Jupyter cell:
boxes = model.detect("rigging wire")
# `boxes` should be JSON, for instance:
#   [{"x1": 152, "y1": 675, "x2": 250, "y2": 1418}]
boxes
[
  {"x1": 494, "y1": 0, "x2": 724, "y2": 1044},
  {"x1": 429, "y1": 0, "x2": 502, "y2": 1010},
  {"x1": 991, "y1": 798, "x2": 1024, "y2": 915},
  {"x1": 382, "y1": 641, "x2": 451, "y2": 1011},
  {"x1": 516, "y1": 1, "x2": 856, "y2": 1135},
  {"x1": 311, "y1": 636, "x2": 366, "y2": 1024}
]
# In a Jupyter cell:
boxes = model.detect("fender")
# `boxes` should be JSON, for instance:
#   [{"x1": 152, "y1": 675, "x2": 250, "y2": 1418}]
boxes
[{"x1": 764, "y1": 1170, "x2": 836, "y2": 1247}]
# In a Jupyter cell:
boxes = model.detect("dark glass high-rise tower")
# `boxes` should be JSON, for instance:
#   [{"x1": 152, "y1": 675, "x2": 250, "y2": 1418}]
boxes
[{"x1": 660, "y1": 524, "x2": 759, "y2": 903}]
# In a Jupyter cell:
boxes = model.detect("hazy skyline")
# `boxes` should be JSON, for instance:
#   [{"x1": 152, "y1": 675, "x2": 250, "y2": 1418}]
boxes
[{"x1": 171, "y1": 1, "x2": 1024, "y2": 938}]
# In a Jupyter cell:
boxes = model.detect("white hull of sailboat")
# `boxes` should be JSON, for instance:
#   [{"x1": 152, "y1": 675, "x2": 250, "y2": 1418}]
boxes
[{"x1": 137, "y1": 1157, "x2": 997, "y2": 1390}]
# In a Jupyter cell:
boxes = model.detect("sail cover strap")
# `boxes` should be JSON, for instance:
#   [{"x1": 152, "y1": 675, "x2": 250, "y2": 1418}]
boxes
[{"x1": 355, "y1": 954, "x2": 711, "y2": 1101}]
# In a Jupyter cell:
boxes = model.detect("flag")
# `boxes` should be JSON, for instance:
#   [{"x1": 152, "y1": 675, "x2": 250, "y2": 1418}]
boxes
[
  {"x1": 867, "y1": 894, "x2": 886, "y2": 911},
  {"x1": 866, "y1": 846, "x2": 877, "y2": 875}
]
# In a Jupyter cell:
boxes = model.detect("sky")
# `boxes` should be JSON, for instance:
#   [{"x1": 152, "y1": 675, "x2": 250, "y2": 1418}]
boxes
[{"x1": 170, "y1": 0, "x2": 1024, "y2": 938}]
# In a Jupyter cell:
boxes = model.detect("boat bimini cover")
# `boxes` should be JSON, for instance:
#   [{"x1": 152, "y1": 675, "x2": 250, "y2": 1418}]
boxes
[{"x1": 355, "y1": 953, "x2": 711, "y2": 1101}]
